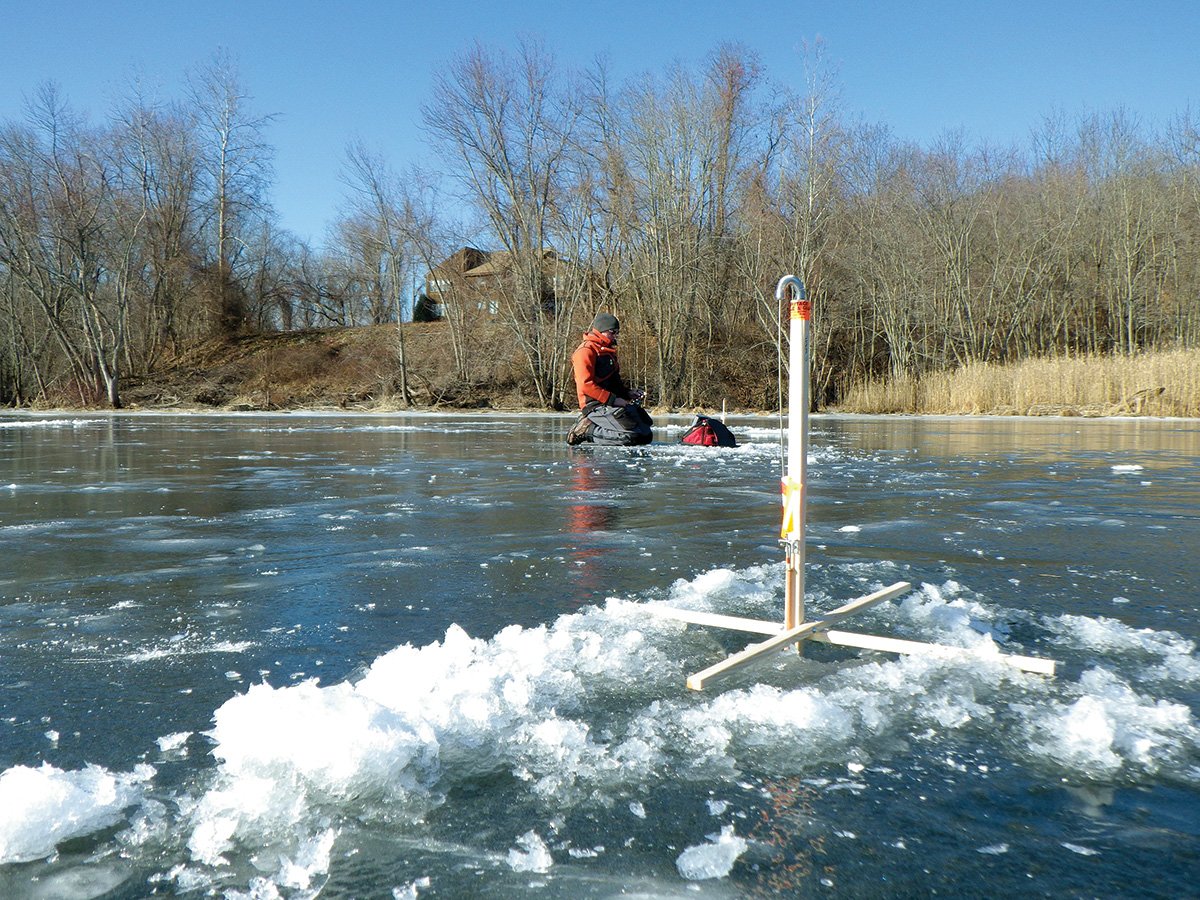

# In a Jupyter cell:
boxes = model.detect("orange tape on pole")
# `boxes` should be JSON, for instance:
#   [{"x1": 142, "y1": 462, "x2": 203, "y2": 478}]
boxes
[
  {"x1": 790, "y1": 300, "x2": 812, "y2": 321},
  {"x1": 780, "y1": 475, "x2": 803, "y2": 538}
]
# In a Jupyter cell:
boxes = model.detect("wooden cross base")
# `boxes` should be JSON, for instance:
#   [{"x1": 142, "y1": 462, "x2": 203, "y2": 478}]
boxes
[{"x1": 646, "y1": 581, "x2": 1057, "y2": 691}]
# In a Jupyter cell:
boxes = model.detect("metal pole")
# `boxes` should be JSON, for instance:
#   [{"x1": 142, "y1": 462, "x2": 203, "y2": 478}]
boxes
[{"x1": 775, "y1": 275, "x2": 808, "y2": 630}]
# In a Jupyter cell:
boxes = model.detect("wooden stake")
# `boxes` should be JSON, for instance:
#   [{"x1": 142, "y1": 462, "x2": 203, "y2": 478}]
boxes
[
  {"x1": 811, "y1": 630, "x2": 1058, "y2": 676},
  {"x1": 644, "y1": 607, "x2": 779, "y2": 635}
]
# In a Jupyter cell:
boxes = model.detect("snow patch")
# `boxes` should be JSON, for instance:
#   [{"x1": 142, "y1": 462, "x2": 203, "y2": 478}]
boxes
[
  {"x1": 0, "y1": 763, "x2": 154, "y2": 864},
  {"x1": 675, "y1": 825, "x2": 747, "y2": 880},
  {"x1": 507, "y1": 830, "x2": 553, "y2": 873}
]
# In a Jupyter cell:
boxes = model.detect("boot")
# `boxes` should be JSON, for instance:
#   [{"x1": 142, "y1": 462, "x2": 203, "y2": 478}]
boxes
[{"x1": 566, "y1": 415, "x2": 592, "y2": 445}]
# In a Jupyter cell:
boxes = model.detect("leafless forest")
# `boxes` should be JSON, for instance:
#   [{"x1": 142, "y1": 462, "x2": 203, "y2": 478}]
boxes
[{"x1": 2, "y1": 43, "x2": 1199, "y2": 411}]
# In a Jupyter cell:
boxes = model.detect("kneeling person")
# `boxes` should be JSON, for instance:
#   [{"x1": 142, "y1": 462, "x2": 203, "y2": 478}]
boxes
[{"x1": 567, "y1": 313, "x2": 652, "y2": 446}]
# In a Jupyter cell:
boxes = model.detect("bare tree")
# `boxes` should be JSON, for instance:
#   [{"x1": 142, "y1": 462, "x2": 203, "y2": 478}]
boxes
[
  {"x1": 424, "y1": 39, "x2": 582, "y2": 407},
  {"x1": 402, "y1": 171, "x2": 479, "y2": 383},
  {"x1": 187, "y1": 49, "x2": 275, "y2": 338},
  {"x1": 742, "y1": 40, "x2": 847, "y2": 403},
  {"x1": 340, "y1": 140, "x2": 419, "y2": 404},
  {"x1": 1164, "y1": 105, "x2": 1200, "y2": 345},
  {"x1": 591, "y1": 46, "x2": 766, "y2": 406},
  {"x1": 0, "y1": 86, "x2": 147, "y2": 406},
  {"x1": 111, "y1": 82, "x2": 203, "y2": 362}
]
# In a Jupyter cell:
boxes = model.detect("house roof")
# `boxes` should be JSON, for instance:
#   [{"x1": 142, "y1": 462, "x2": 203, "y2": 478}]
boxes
[
  {"x1": 427, "y1": 247, "x2": 488, "y2": 279},
  {"x1": 464, "y1": 249, "x2": 560, "y2": 279},
  {"x1": 427, "y1": 247, "x2": 575, "y2": 288}
]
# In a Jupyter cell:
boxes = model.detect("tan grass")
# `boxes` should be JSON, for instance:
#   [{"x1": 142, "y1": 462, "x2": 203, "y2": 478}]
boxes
[{"x1": 838, "y1": 349, "x2": 1200, "y2": 417}]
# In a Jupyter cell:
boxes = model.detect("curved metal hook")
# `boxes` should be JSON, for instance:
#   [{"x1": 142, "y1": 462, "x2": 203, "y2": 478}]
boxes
[{"x1": 775, "y1": 275, "x2": 807, "y2": 302}]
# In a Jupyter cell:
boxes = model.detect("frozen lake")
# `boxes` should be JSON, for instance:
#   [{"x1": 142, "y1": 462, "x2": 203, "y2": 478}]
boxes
[{"x1": 1, "y1": 411, "x2": 1198, "y2": 898}]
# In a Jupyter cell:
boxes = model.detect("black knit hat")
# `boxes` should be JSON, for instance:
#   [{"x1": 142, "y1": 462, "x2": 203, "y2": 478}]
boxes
[{"x1": 591, "y1": 312, "x2": 619, "y2": 333}]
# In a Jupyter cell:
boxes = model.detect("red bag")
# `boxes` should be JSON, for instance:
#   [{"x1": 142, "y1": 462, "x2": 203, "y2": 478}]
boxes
[{"x1": 680, "y1": 415, "x2": 737, "y2": 447}]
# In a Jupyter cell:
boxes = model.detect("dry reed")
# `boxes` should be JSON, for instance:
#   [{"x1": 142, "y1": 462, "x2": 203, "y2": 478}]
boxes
[{"x1": 838, "y1": 349, "x2": 1200, "y2": 417}]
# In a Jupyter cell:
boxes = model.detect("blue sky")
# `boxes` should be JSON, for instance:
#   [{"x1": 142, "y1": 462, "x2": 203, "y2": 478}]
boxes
[{"x1": 4, "y1": 1, "x2": 1197, "y2": 246}]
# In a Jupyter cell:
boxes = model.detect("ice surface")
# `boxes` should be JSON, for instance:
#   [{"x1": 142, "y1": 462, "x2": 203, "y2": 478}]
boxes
[
  {"x1": 5, "y1": 410, "x2": 1198, "y2": 898},
  {"x1": 661, "y1": 564, "x2": 779, "y2": 614},
  {"x1": 893, "y1": 581, "x2": 1016, "y2": 649}
]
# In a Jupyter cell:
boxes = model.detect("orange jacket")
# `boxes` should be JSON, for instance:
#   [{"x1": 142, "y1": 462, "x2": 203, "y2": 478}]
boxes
[{"x1": 572, "y1": 329, "x2": 628, "y2": 409}]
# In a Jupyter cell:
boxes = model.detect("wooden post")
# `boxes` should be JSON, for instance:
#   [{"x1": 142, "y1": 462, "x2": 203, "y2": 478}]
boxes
[{"x1": 777, "y1": 276, "x2": 809, "y2": 631}]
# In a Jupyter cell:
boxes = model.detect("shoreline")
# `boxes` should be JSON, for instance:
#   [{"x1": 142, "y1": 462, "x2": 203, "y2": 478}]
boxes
[
  {"x1": 12, "y1": 329, "x2": 1195, "y2": 419},
  {"x1": 4, "y1": 406, "x2": 1198, "y2": 424}
]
